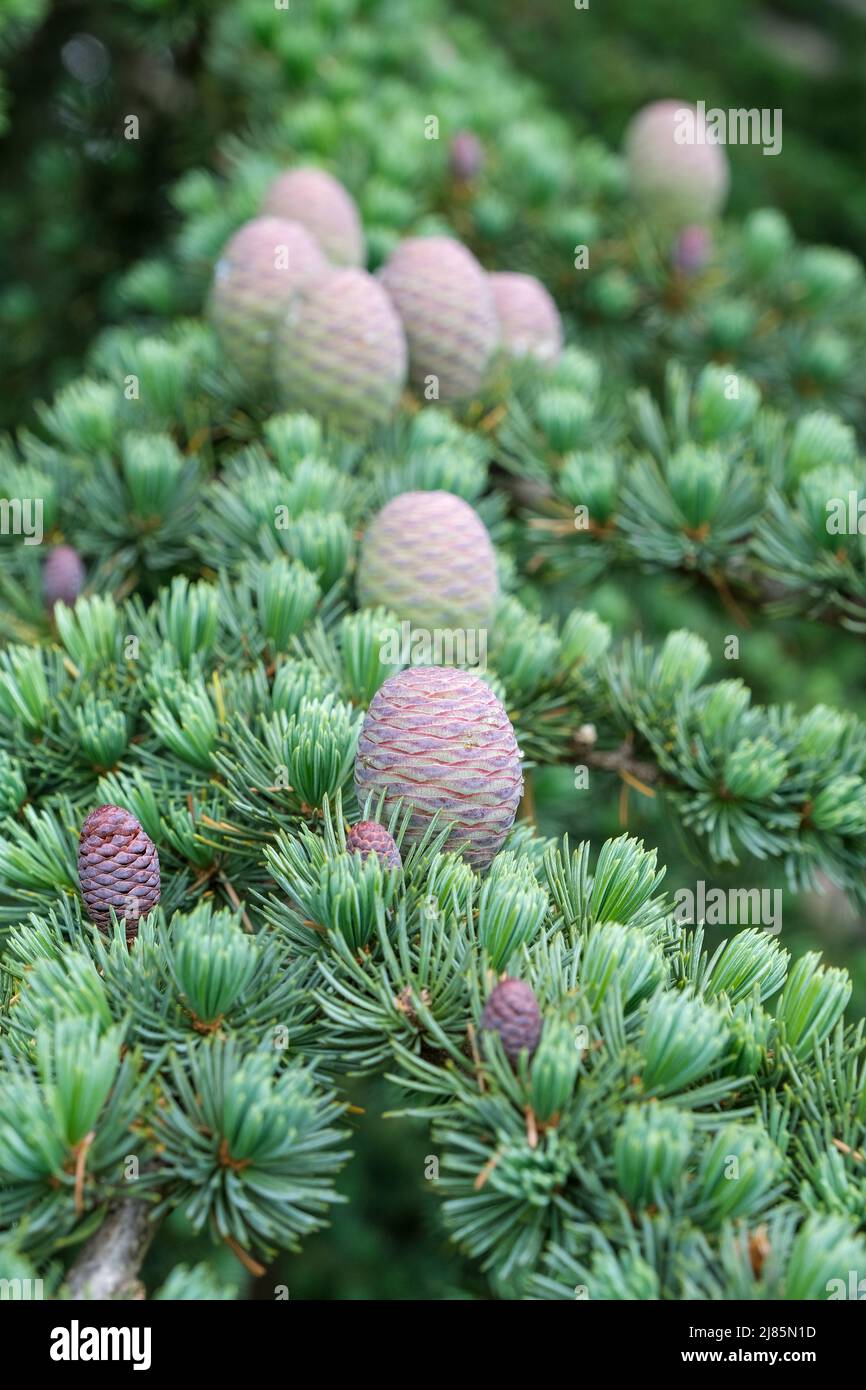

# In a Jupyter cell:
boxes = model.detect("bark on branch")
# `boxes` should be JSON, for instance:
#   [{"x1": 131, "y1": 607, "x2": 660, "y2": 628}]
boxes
[
  {"x1": 65, "y1": 1199, "x2": 156, "y2": 1301},
  {"x1": 573, "y1": 728, "x2": 662, "y2": 791}
]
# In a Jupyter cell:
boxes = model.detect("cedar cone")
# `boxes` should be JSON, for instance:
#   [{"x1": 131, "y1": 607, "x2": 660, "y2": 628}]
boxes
[
  {"x1": 489, "y1": 271, "x2": 563, "y2": 364},
  {"x1": 262, "y1": 167, "x2": 364, "y2": 267},
  {"x1": 208, "y1": 215, "x2": 327, "y2": 395},
  {"x1": 377, "y1": 236, "x2": 500, "y2": 401},
  {"x1": 480, "y1": 978, "x2": 543, "y2": 1064},
  {"x1": 624, "y1": 100, "x2": 729, "y2": 228},
  {"x1": 357, "y1": 489, "x2": 499, "y2": 631},
  {"x1": 43, "y1": 545, "x2": 85, "y2": 610},
  {"x1": 354, "y1": 665, "x2": 523, "y2": 870},
  {"x1": 450, "y1": 131, "x2": 484, "y2": 182},
  {"x1": 345, "y1": 820, "x2": 402, "y2": 870},
  {"x1": 78, "y1": 804, "x2": 160, "y2": 939},
  {"x1": 272, "y1": 266, "x2": 407, "y2": 433},
  {"x1": 674, "y1": 224, "x2": 712, "y2": 274}
]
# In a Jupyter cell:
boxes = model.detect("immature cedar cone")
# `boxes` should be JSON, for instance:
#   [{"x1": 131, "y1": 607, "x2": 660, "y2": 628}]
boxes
[
  {"x1": 673, "y1": 224, "x2": 712, "y2": 274},
  {"x1": 624, "y1": 100, "x2": 729, "y2": 228},
  {"x1": 273, "y1": 267, "x2": 407, "y2": 433},
  {"x1": 358, "y1": 489, "x2": 494, "y2": 631},
  {"x1": 78, "y1": 804, "x2": 160, "y2": 938},
  {"x1": 489, "y1": 271, "x2": 563, "y2": 364},
  {"x1": 450, "y1": 131, "x2": 485, "y2": 182},
  {"x1": 345, "y1": 820, "x2": 402, "y2": 870},
  {"x1": 208, "y1": 216, "x2": 327, "y2": 393},
  {"x1": 481, "y1": 978, "x2": 543, "y2": 1064},
  {"x1": 42, "y1": 544, "x2": 85, "y2": 610},
  {"x1": 354, "y1": 666, "x2": 522, "y2": 870},
  {"x1": 377, "y1": 236, "x2": 499, "y2": 402},
  {"x1": 357, "y1": 490, "x2": 498, "y2": 630},
  {"x1": 262, "y1": 167, "x2": 364, "y2": 267}
]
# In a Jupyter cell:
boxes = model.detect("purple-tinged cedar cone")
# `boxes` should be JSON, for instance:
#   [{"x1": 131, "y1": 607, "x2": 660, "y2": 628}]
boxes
[
  {"x1": 354, "y1": 666, "x2": 522, "y2": 871},
  {"x1": 208, "y1": 216, "x2": 327, "y2": 394},
  {"x1": 273, "y1": 267, "x2": 407, "y2": 433},
  {"x1": 673, "y1": 224, "x2": 712, "y2": 274},
  {"x1": 624, "y1": 100, "x2": 729, "y2": 229},
  {"x1": 450, "y1": 131, "x2": 485, "y2": 182},
  {"x1": 43, "y1": 545, "x2": 85, "y2": 610},
  {"x1": 345, "y1": 820, "x2": 402, "y2": 870},
  {"x1": 78, "y1": 804, "x2": 161, "y2": 939},
  {"x1": 489, "y1": 272, "x2": 563, "y2": 364},
  {"x1": 481, "y1": 978, "x2": 543, "y2": 1064},
  {"x1": 378, "y1": 236, "x2": 499, "y2": 402},
  {"x1": 262, "y1": 167, "x2": 365, "y2": 267},
  {"x1": 357, "y1": 490, "x2": 498, "y2": 630}
]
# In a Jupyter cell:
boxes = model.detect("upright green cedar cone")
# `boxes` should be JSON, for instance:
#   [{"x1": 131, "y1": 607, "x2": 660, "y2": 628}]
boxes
[
  {"x1": 624, "y1": 100, "x2": 729, "y2": 229},
  {"x1": 262, "y1": 167, "x2": 365, "y2": 267},
  {"x1": 208, "y1": 216, "x2": 327, "y2": 394},
  {"x1": 378, "y1": 236, "x2": 500, "y2": 401},
  {"x1": 489, "y1": 271, "x2": 563, "y2": 363},
  {"x1": 357, "y1": 489, "x2": 499, "y2": 630},
  {"x1": 77, "y1": 804, "x2": 161, "y2": 939},
  {"x1": 354, "y1": 666, "x2": 522, "y2": 870},
  {"x1": 273, "y1": 267, "x2": 407, "y2": 433}
]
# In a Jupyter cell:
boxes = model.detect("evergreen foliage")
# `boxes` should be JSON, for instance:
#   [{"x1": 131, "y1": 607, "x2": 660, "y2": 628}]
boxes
[{"x1": 1, "y1": 0, "x2": 865, "y2": 1301}]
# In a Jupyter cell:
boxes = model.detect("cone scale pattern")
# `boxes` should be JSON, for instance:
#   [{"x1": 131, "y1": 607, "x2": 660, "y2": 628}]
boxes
[
  {"x1": 262, "y1": 167, "x2": 365, "y2": 267},
  {"x1": 481, "y1": 978, "x2": 543, "y2": 1064},
  {"x1": 208, "y1": 216, "x2": 327, "y2": 394},
  {"x1": 354, "y1": 666, "x2": 522, "y2": 870},
  {"x1": 274, "y1": 267, "x2": 407, "y2": 434},
  {"x1": 624, "y1": 100, "x2": 729, "y2": 228},
  {"x1": 345, "y1": 820, "x2": 402, "y2": 870},
  {"x1": 357, "y1": 490, "x2": 498, "y2": 630},
  {"x1": 489, "y1": 271, "x2": 563, "y2": 363},
  {"x1": 78, "y1": 804, "x2": 161, "y2": 937},
  {"x1": 43, "y1": 544, "x2": 85, "y2": 610},
  {"x1": 378, "y1": 236, "x2": 499, "y2": 402}
]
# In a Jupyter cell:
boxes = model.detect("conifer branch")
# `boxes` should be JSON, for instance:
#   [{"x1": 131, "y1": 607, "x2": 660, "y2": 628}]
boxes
[
  {"x1": 572, "y1": 728, "x2": 662, "y2": 789},
  {"x1": 2, "y1": 0, "x2": 866, "y2": 1308},
  {"x1": 64, "y1": 1200, "x2": 156, "y2": 1301}
]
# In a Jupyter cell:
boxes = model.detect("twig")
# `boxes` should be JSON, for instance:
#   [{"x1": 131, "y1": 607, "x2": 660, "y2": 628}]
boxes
[
  {"x1": 219, "y1": 873, "x2": 255, "y2": 934},
  {"x1": 65, "y1": 1198, "x2": 156, "y2": 1300},
  {"x1": 72, "y1": 1130, "x2": 96, "y2": 1216},
  {"x1": 573, "y1": 734, "x2": 662, "y2": 789}
]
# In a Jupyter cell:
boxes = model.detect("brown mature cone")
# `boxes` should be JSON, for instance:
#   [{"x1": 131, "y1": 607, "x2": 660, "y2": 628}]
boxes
[{"x1": 78, "y1": 804, "x2": 160, "y2": 939}]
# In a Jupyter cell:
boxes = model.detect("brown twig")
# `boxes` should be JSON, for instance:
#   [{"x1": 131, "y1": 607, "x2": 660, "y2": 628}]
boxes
[
  {"x1": 573, "y1": 734, "x2": 662, "y2": 790},
  {"x1": 218, "y1": 873, "x2": 255, "y2": 934},
  {"x1": 72, "y1": 1130, "x2": 96, "y2": 1216}
]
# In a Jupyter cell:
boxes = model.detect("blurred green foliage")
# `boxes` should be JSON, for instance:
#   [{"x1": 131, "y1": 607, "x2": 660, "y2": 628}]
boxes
[{"x1": 464, "y1": 0, "x2": 866, "y2": 250}]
